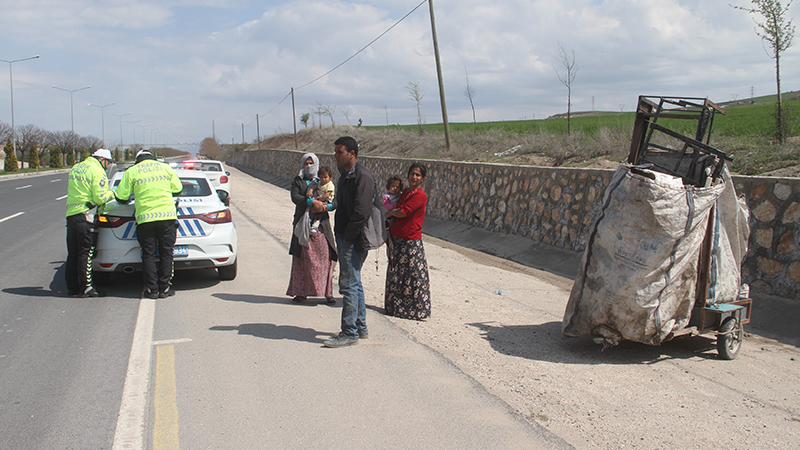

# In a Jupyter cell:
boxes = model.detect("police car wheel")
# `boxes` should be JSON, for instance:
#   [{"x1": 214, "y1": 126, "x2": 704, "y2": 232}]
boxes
[{"x1": 218, "y1": 259, "x2": 237, "y2": 281}]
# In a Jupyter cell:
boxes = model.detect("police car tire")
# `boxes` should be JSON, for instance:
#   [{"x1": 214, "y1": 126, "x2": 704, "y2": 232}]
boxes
[{"x1": 218, "y1": 259, "x2": 237, "y2": 281}]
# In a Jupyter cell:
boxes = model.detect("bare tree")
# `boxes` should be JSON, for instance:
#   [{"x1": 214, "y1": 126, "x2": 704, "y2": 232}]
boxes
[
  {"x1": 0, "y1": 121, "x2": 11, "y2": 144},
  {"x1": 199, "y1": 137, "x2": 223, "y2": 160},
  {"x1": 16, "y1": 124, "x2": 46, "y2": 167},
  {"x1": 384, "y1": 105, "x2": 389, "y2": 126},
  {"x1": 554, "y1": 42, "x2": 578, "y2": 136},
  {"x1": 341, "y1": 107, "x2": 352, "y2": 126},
  {"x1": 312, "y1": 104, "x2": 324, "y2": 129},
  {"x1": 732, "y1": 0, "x2": 795, "y2": 143},
  {"x1": 318, "y1": 102, "x2": 336, "y2": 127},
  {"x1": 406, "y1": 81, "x2": 425, "y2": 135},
  {"x1": 464, "y1": 67, "x2": 477, "y2": 134}
]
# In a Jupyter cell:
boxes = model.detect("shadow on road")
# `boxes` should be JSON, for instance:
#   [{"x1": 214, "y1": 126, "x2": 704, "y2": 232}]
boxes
[
  {"x1": 467, "y1": 321, "x2": 723, "y2": 365},
  {"x1": 209, "y1": 323, "x2": 325, "y2": 344},
  {"x1": 213, "y1": 292, "x2": 339, "y2": 307}
]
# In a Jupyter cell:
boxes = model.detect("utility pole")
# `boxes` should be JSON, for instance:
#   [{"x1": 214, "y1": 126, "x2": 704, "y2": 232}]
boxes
[
  {"x1": 212, "y1": 120, "x2": 216, "y2": 140},
  {"x1": 428, "y1": 0, "x2": 451, "y2": 151},
  {"x1": 291, "y1": 87, "x2": 298, "y2": 150},
  {"x1": 241, "y1": 123, "x2": 244, "y2": 144},
  {"x1": 256, "y1": 114, "x2": 261, "y2": 149}
]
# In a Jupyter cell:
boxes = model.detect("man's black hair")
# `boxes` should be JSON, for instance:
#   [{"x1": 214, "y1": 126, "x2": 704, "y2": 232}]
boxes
[
  {"x1": 408, "y1": 162, "x2": 427, "y2": 178},
  {"x1": 334, "y1": 136, "x2": 359, "y2": 157}
]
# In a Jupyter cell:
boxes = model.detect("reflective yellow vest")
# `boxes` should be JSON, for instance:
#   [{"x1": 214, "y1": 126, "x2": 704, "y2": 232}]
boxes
[
  {"x1": 115, "y1": 159, "x2": 183, "y2": 224},
  {"x1": 66, "y1": 157, "x2": 115, "y2": 217}
]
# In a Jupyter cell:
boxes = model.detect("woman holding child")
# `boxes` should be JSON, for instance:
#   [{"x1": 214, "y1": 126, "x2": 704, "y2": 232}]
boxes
[
  {"x1": 287, "y1": 153, "x2": 337, "y2": 304},
  {"x1": 384, "y1": 162, "x2": 431, "y2": 320}
]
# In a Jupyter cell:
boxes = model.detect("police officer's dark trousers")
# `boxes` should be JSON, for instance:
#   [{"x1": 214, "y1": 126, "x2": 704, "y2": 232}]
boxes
[
  {"x1": 66, "y1": 213, "x2": 96, "y2": 294},
  {"x1": 136, "y1": 220, "x2": 177, "y2": 294}
]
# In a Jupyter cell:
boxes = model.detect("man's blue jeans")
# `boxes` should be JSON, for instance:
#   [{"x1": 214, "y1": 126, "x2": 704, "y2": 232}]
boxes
[{"x1": 336, "y1": 235, "x2": 367, "y2": 338}]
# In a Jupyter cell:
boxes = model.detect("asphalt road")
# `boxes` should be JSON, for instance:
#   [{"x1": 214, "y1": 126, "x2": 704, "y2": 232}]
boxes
[
  {"x1": 0, "y1": 170, "x2": 568, "y2": 449},
  {"x1": 0, "y1": 171, "x2": 139, "y2": 449}
]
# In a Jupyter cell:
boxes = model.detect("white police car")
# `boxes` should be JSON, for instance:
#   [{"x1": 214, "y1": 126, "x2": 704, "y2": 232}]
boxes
[{"x1": 93, "y1": 168, "x2": 238, "y2": 281}]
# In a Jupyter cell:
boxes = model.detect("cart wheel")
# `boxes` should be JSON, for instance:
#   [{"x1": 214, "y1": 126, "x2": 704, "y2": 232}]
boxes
[{"x1": 717, "y1": 317, "x2": 743, "y2": 360}]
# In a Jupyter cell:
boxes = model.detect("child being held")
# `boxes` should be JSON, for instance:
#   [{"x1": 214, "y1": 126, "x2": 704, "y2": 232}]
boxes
[
  {"x1": 383, "y1": 175, "x2": 404, "y2": 267},
  {"x1": 383, "y1": 175, "x2": 403, "y2": 212},
  {"x1": 307, "y1": 166, "x2": 335, "y2": 235}
]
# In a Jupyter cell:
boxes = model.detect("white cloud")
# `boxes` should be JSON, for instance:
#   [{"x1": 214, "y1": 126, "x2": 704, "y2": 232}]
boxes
[{"x1": 0, "y1": 0, "x2": 796, "y2": 145}]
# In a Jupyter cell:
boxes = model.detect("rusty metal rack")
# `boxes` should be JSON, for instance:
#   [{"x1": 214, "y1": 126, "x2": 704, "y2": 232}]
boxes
[{"x1": 628, "y1": 95, "x2": 733, "y2": 186}]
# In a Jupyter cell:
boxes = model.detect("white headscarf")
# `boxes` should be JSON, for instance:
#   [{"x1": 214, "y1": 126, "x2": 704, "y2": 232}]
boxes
[{"x1": 299, "y1": 152, "x2": 319, "y2": 180}]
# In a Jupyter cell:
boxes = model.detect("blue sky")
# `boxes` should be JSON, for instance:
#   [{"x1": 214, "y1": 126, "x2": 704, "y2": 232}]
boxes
[{"x1": 0, "y1": 0, "x2": 797, "y2": 153}]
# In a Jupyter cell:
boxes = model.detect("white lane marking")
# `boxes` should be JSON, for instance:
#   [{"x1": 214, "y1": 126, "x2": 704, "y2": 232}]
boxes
[
  {"x1": 112, "y1": 298, "x2": 155, "y2": 450},
  {"x1": 56, "y1": 194, "x2": 68, "y2": 200},
  {"x1": 0, "y1": 212, "x2": 24, "y2": 223},
  {"x1": 15, "y1": 185, "x2": 31, "y2": 190},
  {"x1": 152, "y1": 338, "x2": 192, "y2": 346},
  {"x1": 51, "y1": 179, "x2": 61, "y2": 182}
]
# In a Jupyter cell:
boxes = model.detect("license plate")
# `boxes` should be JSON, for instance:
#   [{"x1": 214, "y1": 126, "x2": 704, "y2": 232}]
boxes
[{"x1": 173, "y1": 245, "x2": 188, "y2": 256}]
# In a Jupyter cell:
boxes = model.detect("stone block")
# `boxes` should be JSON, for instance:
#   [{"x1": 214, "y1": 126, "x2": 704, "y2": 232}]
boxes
[
  {"x1": 753, "y1": 201, "x2": 777, "y2": 222},
  {"x1": 774, "y1": 182, "x2": 792, "y2": 201},
  {"x1": 757, "y1": 257, "x2": 782, "y2": 276},
  {"x1": 782, "y1": 202, "x2": 800, "y2": 224},
  {"x1": 777, "y1": 231, "x2": 796, "y2": 255},
  {"x1": 755, "y1": 228, "x2": 773, "y2": 249}
]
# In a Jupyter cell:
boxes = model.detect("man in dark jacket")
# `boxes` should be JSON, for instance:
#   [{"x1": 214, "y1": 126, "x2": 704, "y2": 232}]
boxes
[{"x1": 323, "y1": 136, "x2": 375, "y2": 348}]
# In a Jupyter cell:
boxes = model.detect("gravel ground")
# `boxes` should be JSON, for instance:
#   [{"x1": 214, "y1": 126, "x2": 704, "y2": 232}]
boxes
[{"x1": 231, "y1": 166, "x2": 800, "y2": 450}]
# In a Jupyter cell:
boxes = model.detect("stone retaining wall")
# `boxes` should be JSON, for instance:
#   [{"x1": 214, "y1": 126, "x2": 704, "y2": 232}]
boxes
[{"x1": 230, "y1": 149, "x2": 800, "y2": 300}]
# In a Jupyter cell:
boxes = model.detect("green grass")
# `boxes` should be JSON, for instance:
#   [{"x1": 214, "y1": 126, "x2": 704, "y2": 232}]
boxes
[
  {"x1": 368, "y1": 95, "x2": 800, "y2": 140},
  {"x1": 0, "y1": 166, "x2": 69, "y2": 176}
]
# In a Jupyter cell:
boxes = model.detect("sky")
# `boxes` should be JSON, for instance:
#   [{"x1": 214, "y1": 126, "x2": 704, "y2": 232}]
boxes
[{"x1": 0, "y1": 0, "x2": 797, "y2": 154}]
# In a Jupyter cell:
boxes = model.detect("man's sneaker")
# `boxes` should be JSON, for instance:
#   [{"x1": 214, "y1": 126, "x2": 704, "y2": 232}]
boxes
[
  {"x1": 323, "y1": 333, "x2": 359, "y2": 348},
  {"x1": 80, "y1": 288, "x2": 105, "y2": 298},
  {"x1": 159, "y1": 288, "x2": 176, "y2": 298},
  {"x1": 292, "y1": 296, "x2": 306, "y2": 303},
  {"x1": 357, "y1": 328, "x2": 369, "y2": 339},
  {"x1": 144, "y1": 289, "x2": 159, "y2": 299}
]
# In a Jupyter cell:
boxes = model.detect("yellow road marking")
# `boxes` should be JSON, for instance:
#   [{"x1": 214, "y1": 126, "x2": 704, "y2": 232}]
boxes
[{"x1": 154, "y1": 345, "x2": 180, "y2": 450}]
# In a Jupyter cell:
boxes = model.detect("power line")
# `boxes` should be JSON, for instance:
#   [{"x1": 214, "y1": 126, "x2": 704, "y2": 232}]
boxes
[
  {"x1": 295, "y1": 0, "x2": 427, "y2": 91},
  {"x1": 257, "y1": 0, "x2": 427, "y2": 118}
]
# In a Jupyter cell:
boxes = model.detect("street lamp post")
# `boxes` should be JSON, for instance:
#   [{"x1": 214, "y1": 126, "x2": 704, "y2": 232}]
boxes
[
  {"x1": 87, "y1": 102, "x2": 116, "y2": 146},
  {"x1": 1, "y1": 55, "x2": 40, "y2": 154},
  {"x1": 109, "y1": 112, "x2": 131, "y2": 149},
  {"x1": 52, "y1": 84, "x2": 90, "y2": 161},
  {"x1": 125, "y1": 119, "x2": 143, "y2": 146}
]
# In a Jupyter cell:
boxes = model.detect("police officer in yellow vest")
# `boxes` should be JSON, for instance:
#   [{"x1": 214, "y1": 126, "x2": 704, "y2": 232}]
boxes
[
  {"x1": 65, "y1": 148, "x2": 116, "y2": 297},
  {"x1": 115, "y1": 150, "x2": 183, "y2": 299}
]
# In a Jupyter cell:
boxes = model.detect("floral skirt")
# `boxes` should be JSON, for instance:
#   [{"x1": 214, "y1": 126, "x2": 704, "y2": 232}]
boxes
[
  {"x1": 385, "y1": 236, "x2": 431, "y2": 320},
  {"x1": 286, "y1": 232, "x2": 334, "y2": 298}
]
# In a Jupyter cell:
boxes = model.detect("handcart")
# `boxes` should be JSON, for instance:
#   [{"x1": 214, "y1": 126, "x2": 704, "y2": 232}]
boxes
[
  {"x1": 563, "y1": 95, "x2": 752, "y2": 360},
  {"x1": 629, "y1": 95, "x2": 752, "y2": 360}
]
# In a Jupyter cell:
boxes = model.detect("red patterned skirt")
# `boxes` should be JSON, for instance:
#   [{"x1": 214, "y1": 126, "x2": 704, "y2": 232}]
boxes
[
  {"x1": 385, "y1": 236, "x2": 431, "y2": 320},
  {"x1": 286, "y1": 232, "x2": 334, "y2": 298}
]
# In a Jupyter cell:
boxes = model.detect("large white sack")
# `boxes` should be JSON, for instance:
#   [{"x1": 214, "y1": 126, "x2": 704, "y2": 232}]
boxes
[
  {"x1": 563, "y1": 165, "x2": 724, "y2": 346},
  {"x1": 705, "y1": 169, "x2": 750, "y2": 305}
]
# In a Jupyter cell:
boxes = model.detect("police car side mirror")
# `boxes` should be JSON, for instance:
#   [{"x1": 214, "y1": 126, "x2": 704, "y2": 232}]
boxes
[{"x1": 217, "y1": 190, "x2": 229, "y2": 206}]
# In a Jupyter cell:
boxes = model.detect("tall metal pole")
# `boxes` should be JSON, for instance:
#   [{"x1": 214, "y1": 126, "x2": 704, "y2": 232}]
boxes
[
  {"x1": 87, "y1": 102, "x2": 116, "y2": 145},
  {"x1": 125, "y1": 119, "x2": 143, "y2": 148},
  {"x1": 109, "y1": 112, "x2": 131, "y2": 148},
  {"x1": 241, "y1": 123, "x2": 245, "y2": 144},
  {"x1": 428, "y1": 0, "x2": 451, "y2": 150},
  {"x1": 256, "y1": 114, "x2": 261, "y2": 149},
  {"x1": 291, "y1": 87, "x2": 298, "y2": 149},
  {"x1": 1, "y1": 55, "x2": 39, "y2": 155}
]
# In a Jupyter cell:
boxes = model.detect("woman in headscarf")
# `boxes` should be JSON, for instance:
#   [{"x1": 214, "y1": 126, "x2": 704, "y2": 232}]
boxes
[
  {"x1": 287, "y1": 153, "x2": 337, "y2": 304},
  {"x1": 384, "y1": 162, "x2": 431, "y2": 320}
]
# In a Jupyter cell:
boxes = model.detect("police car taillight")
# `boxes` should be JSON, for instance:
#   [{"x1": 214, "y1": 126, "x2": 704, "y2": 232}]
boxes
[
  {"x1": 219, "y1": 175, "x2": 228, "y2": 183},
  {"x1": 184, "y1": 162, "x2": 195, "y2": 169},
  {"x1": 198, "y1": 209, "x2": 232, "y2": 224},
  {"x1": 97, "y1": 215, "x2": 135, "y2": 228}
]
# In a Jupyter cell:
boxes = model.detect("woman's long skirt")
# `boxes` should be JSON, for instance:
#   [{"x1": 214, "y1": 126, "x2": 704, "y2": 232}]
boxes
[
  {"x1": 286, "y1": 232, "x2": 334, "y2": 298},
  {"x1": 385, "y1": 236, "x2": 431, "y2": 320}
]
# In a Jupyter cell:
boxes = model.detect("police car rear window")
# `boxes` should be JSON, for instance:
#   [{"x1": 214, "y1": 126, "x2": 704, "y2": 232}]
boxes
[{"x1": 179, "y1": 178, "x2": 213, "y2": 197}]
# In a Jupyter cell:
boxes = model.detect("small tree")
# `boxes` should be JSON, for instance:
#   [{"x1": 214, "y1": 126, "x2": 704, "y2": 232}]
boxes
[
  {"x1": 4, "y1": 140, "x2": 19, "y2": 172},
  {"x1": 406, "y1": 81, "x2": 425, "y2": 135},
  {"x1": 50, "y1": 147, "x2": 63, "y2": 168},
  {"x1": 554, "y1": 41, "x2": 579, "y2": 136},
  {"x1": 28, "y1": 145, "x2": 40, "y2": 169},
  {"x1": 80, "y1": 149, "x2": 89, "y2": 162},
  {"x1": 300, "y1": 113, "x2": 310, "y2": 128},
  {"x1": 464, "y1": 67, "x2": 477, "y2": 135},
  {"x1": 66, "y1": 152, "x2": 75, "y2": 166},
  {"x1": 732, "y1": 0, "x2": 795, "y2": 143},
  {"x1": 114, "y1": 149, "x2": 123, "y2": 162}
]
